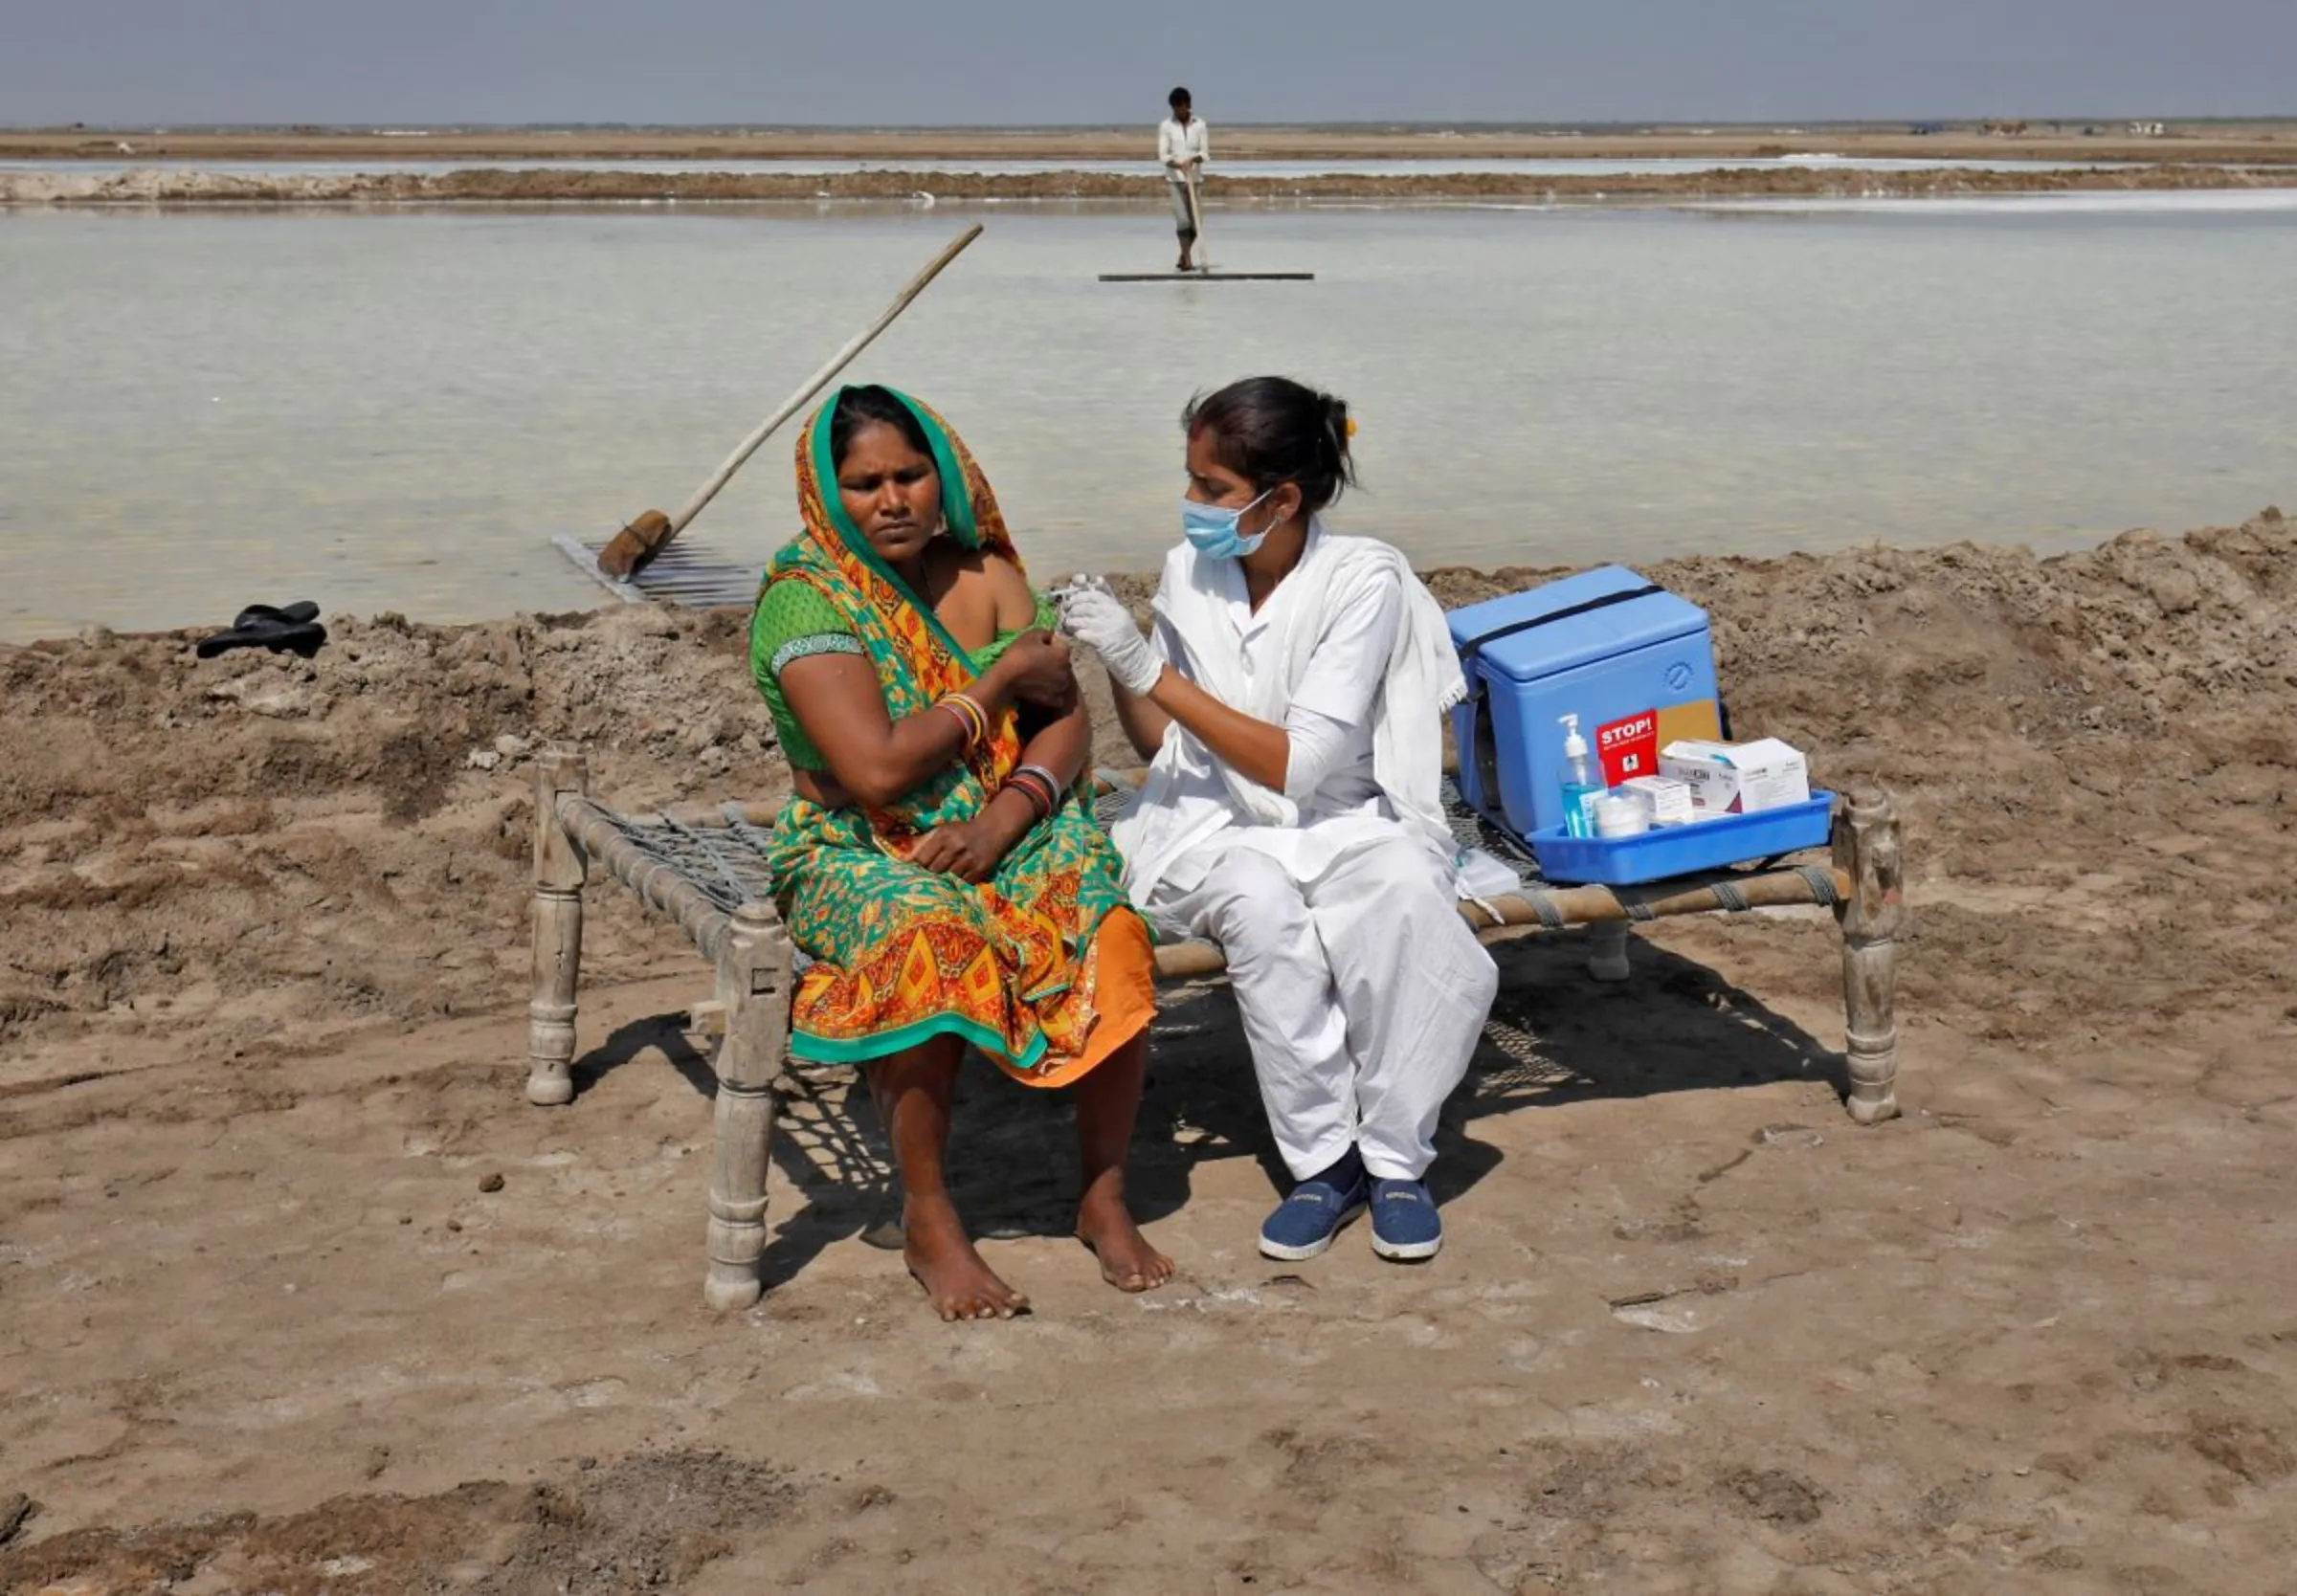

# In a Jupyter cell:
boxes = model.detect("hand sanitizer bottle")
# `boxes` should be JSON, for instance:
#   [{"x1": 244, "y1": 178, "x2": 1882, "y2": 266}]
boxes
[{"x1": 1559, "y1": 714, "x2": 1602, "y2": 838}]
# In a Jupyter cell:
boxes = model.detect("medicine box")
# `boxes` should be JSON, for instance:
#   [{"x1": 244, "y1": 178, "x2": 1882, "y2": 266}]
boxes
[
  {"x1": 1447, "y1": 566, "x2": 1721, "y2": 839},
  {"x1": 1659, "y1": 738, "x2": 1812, "y2": 815},
  {"x1": 1617, "y1": 774, "x2": 1696, "y2": 828}
]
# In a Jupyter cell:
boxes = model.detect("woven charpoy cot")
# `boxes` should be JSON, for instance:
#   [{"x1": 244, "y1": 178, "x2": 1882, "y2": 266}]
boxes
[{"x1": 522, "y1": 749, "x2": 1906, "y2": 1310}]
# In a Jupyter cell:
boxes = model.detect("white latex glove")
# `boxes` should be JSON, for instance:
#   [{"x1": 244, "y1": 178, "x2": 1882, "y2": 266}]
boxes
[{"x1": 1055, "y1": 579, "x2": 1162, "y2": 696}]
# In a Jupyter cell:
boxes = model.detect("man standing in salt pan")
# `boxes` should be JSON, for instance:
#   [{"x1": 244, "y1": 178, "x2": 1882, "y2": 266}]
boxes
[
  {"x1": 1158, "y1": 86, "x2": 1209, "y2": 271},
  {"x1": 1058, "y1": 377, "x2": 1503, "y2": 1262}
]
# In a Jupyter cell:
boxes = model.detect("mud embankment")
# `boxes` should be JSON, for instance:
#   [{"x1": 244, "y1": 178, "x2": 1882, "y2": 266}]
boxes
[
  {"x1": 3, "y1": 511, "x2": 2290, "y2": 1067},
  {"x1": 6, "y1": 163, "x2": 2294, "y2": 208}
]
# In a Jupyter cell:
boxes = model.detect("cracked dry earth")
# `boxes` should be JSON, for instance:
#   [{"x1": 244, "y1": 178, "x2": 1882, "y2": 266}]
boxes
[{"x1": 3, "y1": 514, "x2": 2296, "y2": 1592}]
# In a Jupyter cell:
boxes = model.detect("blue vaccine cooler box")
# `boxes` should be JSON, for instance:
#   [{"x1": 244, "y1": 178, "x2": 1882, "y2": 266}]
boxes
[
  {"x1": 1447, "y1": 566, "x2": 1833, "y2": 884},
  {"x1": 1447, "y1": 565, "x2": 1721, "y2": 841}
]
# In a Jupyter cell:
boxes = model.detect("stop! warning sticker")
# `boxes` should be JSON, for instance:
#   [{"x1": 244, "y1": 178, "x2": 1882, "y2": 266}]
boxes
[{"x1": 1596, "y1": 709, "x2": 1660, "y2": 785}]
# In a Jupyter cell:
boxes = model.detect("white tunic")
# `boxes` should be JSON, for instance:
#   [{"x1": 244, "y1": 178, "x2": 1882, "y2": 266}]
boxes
[
  {"x1": 1119, "y1": 528, "x2": 1407, "y2": 911},
  {"x1": 1113, "y1": 526, "x2": 1500, "y2": 1183},
  {"x1": 1157, "y1": 116, "x2": 1209, "y2": 179}
]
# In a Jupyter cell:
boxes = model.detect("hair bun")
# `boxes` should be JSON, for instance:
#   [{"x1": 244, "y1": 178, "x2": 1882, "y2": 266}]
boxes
[{"x1": 1180, "y1": 375, "x2": 1360, "y2": 517}]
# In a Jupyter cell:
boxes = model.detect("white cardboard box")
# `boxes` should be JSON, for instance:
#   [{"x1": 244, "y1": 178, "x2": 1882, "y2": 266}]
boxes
[
  {"x1": 1658, "y1": 738, "x2": 1811, "y2": 816},
  {"x1": 1617, "y1": 774, "x2": 1696, "y2": 827}
]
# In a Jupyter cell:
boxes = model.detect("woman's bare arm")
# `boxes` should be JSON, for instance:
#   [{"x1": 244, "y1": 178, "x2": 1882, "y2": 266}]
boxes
[
  {"x1": 1018, "y1": 690, "x2": 1093, "y2": 790},
  {"x1": 1108, "y1": 676, "x2": 1172, "y2": 763},
  {"x1": 974, "y1": 551, "x2": 1044, "y2": 633},
  {"x1": 1134, "y1": 668, "x2": 1290, "y2": 790},
  {"x1": 1107, "y1": 569, "x2": 1400, "y2": 793},
  {"x1": 907, "y1": 642, "x2": 1094, "y2": 878},
  {"x1": 782, "y1": 552, "x2": 1084, "y2": 812},
  {"x1": 782, "y1": 633, "x2": 1070, "y2": 809},
  {"x1": 779, "y1": 654, "x2": 980, "y2": 809}
]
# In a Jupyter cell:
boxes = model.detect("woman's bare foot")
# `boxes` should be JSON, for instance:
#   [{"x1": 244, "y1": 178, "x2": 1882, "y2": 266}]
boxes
[
  {"x1": 1076, "y1": 1184, "x2": 1175, "y2": 1294},
  {"x1": 903, "y1": 1196, "x2": 1028, "y2": 1321}
]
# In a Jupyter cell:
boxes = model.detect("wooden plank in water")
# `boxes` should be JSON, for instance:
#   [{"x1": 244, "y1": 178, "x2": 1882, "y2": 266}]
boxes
[{"x1": 1096, "y1": 272, "x2": 1316, "y2": 282}]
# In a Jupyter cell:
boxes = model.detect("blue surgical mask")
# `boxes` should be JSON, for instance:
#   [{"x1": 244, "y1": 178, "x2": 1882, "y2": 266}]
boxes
[{"x1": 1181, "y1": 489, "x2": 1274, "y2": 560}]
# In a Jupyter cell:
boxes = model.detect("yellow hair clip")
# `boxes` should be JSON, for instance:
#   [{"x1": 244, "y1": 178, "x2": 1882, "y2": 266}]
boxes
[{"x1": 1345, "y1": 416, "x2": 1359, "y2": 438}]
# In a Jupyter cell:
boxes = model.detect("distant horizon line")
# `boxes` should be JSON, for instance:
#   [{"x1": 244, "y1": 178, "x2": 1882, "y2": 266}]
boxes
[{"x1": 9, "y1": 114, "x2": 2294, "y2": 135}]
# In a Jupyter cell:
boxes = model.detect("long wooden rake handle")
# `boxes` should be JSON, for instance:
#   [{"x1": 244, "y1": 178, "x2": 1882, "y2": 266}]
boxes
[
  {"x1": 598, "y1": 221, "x2": 984, "y2": 578},
  {"x1": 1184, "y1": 167, "x2": 1209, "y2": 271}
]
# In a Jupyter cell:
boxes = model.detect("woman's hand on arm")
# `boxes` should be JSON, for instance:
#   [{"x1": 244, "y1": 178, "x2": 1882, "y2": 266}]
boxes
[
  {"x1": 913, "y1": 679, "x2": 1093, "y2": 879},
  {"x1": 908, "y1": 789, "x2": 1037, "y2": 882},
  {"x1": 971, "y1": 558, "x2": 1082, "y2": 719},
  {"x1": 782, "y1": 639, "x2": 1065, "y2": 810},
  {"x1": 783, "y1": 642, "x2": 1057, "y2": 813},
  {"x1": 993, "y1": 629, "x2": 1080, "y2": 714},
  {"x1": 776, "y1": 554, "x2": 1085, "y2": 813}
]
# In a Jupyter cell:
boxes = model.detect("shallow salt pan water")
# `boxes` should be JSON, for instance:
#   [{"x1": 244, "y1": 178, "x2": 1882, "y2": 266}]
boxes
[
  {"x1": 2, "y1": 201, "x2": 2293, "y2": 641},
  {"x1": 0, "y1": 154, "x2": 2142, "y2": 178}
]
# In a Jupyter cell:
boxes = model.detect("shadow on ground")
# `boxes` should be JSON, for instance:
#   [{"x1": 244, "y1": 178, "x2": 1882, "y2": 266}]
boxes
[{"x1": 560, "y1": 925, "x2": 1846, "y2": 1291}]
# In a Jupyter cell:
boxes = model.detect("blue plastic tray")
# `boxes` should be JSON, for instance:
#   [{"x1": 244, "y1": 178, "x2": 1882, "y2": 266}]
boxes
[{"x1": 1528, "y1": 792, "x2": 1837, "y2": 885}]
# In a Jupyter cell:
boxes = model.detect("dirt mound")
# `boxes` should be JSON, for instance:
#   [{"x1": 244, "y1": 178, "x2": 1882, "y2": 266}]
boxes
[
  {"x1": 0, "y1": 602, "x2": 779, "y2": 1061},
  {"x1": 0, "y1": 1451, "x2": 794, "y2": 1595},
  {"x1": 2, "y1": 512, "x2": 2291, "y2": 1073}
]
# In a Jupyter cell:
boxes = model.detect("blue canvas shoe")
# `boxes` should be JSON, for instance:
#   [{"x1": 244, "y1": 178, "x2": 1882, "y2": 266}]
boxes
[
  {"x1": 1369, "y1": 1178, "x2": 1443, "y2": 1261},
  {"x1": 1259, "y1": 1172, "x2": 1370, "y2": 1261}
]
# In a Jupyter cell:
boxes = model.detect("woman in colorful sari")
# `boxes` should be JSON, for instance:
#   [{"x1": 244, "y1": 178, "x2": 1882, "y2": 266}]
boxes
[{"x1": 750, "y1": 384, "x2": 1172, "y2": 1321}]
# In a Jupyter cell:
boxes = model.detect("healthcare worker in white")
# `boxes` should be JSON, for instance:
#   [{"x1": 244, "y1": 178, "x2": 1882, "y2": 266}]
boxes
[{"x1": 1058, "y1": 375, "x2": 1502, "y2": 1262}]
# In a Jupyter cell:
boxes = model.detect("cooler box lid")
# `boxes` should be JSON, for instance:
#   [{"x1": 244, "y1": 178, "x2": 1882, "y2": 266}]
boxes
[{"x1": 1446, "y1": 565, "x2": 1708, "y2": 686}]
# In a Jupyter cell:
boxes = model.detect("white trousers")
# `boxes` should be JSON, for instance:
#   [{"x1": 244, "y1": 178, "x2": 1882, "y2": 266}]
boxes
[
  {"x1": 1167, "y1": 179, "x2": 1198, "y2": 235},
  {"x1": 1146, "y1": 828, "x2": 1499, "y2": 1182}
]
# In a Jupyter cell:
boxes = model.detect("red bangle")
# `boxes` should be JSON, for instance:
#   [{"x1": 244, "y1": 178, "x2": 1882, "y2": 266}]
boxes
[{"x1": 1004, "y1": 770, "x2": 1055, "y2": 820}]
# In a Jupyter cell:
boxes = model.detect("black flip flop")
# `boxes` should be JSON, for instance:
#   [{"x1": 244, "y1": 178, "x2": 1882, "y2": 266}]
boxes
[
  {"x1": 195, "y1": 600, "x2": 327, "y2": 660},
  {"x1": 230, "y1": 600, "x2": 321, "y2": 632}
]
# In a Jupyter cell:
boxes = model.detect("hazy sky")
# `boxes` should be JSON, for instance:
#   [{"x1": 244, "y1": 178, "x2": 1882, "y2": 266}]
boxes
[{"x1": 2, "y1": 0, "x2": 2289, "y2": 126}]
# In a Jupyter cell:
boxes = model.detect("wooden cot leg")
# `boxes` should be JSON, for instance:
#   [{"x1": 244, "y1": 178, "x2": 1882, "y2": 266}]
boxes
[
  {"x1": 1834, "y1": 786, "x2": 1907, "y2": 1125},
  {"x1": 1587, "y1": 920, "x2": 1634, "y2": 983},
  {"x1": 704, "y1": 899, "x2": 794, "y2": 1311},
  {"x1": 525, "y1": 750, "x2": 589, "y2": 1108}
]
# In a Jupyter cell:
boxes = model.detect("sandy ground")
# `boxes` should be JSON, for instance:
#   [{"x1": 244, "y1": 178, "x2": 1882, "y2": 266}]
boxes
[{"x1": 3, "y1": 511, "x2": 2296, "y2": 1592}]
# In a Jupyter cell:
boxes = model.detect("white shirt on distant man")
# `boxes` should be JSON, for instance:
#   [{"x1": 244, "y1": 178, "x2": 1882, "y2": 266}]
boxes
[
  {"x1": 1157, "y1": 96, "x2": 1208, "y2": 266},
  {"x1": 1158, "y1": 114, "x2": 1209, "y2": 183}
]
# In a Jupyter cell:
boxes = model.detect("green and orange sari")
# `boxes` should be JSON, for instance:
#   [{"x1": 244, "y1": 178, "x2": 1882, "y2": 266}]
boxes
[{"x1": 752, "y1": 388, "x2": 1152, "y2": 1086}]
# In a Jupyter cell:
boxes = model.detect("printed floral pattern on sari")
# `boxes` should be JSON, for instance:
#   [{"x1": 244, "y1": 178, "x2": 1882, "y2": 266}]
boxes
[{"x1": 753, "y1": 388, "x2": 1138, "y2": 1082}]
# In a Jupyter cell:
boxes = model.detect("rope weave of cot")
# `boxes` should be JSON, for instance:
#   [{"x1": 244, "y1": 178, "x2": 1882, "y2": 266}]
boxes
[
  {"x1": 567, "y1": 776, "x2": 1840, "y2": 954},
  {"x1": 588, "y1": 803, "x2": 778, "y2": 919},
  {"x1": 1795, "y1": 864, "x2": 1843, "y2": 908}
]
